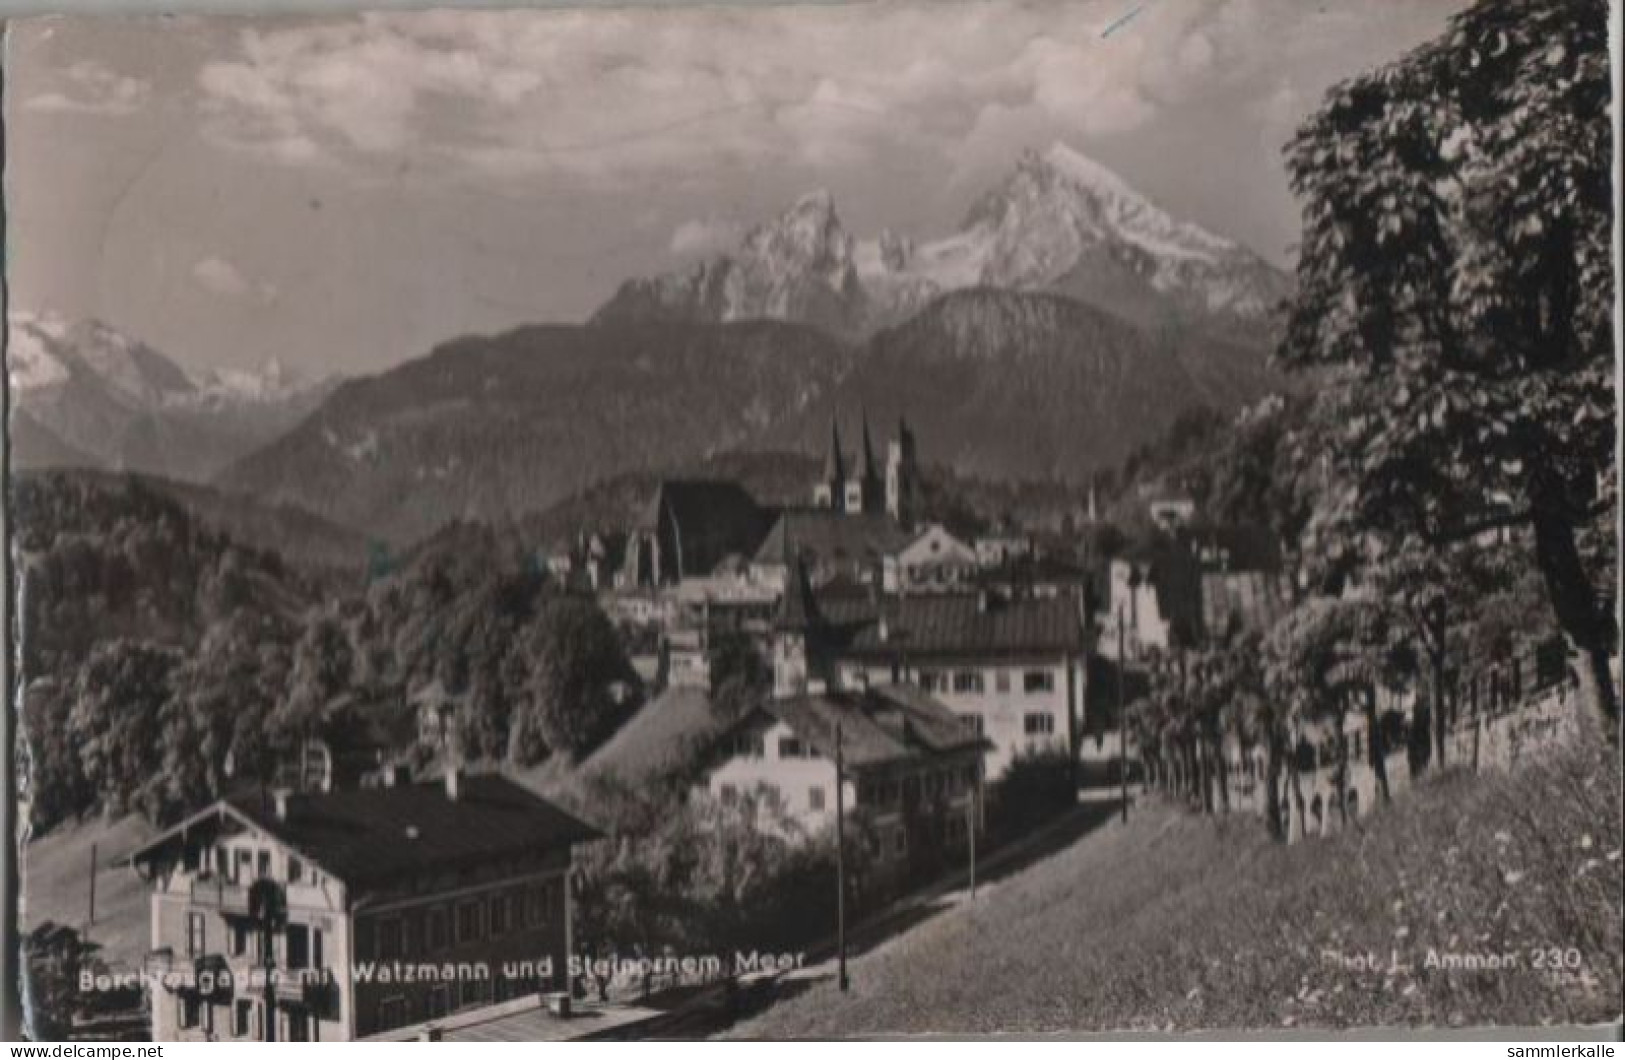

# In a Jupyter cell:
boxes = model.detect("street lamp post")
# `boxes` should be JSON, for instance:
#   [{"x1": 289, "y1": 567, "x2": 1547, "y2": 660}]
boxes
[
  {"x1": 834, "y1": 722, "x2": 849, "y2": 993},
  {"x1": 1117, "y1": 606, "x2": 1128, "y2": 823}
]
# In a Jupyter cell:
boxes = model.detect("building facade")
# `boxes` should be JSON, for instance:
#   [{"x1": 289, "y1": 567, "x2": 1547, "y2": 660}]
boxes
[
  {"x1": 699, "y1": 683, "x2": 987, "y2": 867},
  {"x1": 832, "y1": 593, "x2": 1090, "y2": 777},
  {"x1": 130, "y1": 773, "x2": 597, "y2": 1042}
]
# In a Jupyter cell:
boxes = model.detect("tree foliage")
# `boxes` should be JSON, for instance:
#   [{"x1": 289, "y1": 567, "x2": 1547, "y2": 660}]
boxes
[{"x1": 1279, "y1": 0, "x2": 1617, "y2": 729}]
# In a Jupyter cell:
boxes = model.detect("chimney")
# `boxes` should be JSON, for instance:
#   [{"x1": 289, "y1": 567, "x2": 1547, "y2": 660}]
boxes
[
  {"x1": 273, "y1": 789, "x2": 293, "y2": 822},
  {"x1": 445, "y1": 767, "x2": 462, "y2": 801}
]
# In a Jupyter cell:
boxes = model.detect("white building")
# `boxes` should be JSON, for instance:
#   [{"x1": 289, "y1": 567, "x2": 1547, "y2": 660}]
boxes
[{"x1": 889, "y1": 524, "x2": 978, "y2": 593}]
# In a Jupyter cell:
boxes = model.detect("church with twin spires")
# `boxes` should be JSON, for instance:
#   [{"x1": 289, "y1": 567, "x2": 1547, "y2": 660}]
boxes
[{"x1": 811, "y1": 411, "x2": 918, "y2": 527}]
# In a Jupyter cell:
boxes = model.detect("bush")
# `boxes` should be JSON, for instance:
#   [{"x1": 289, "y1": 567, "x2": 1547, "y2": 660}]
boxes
[{"x1": 987, "y1": 749, "x2": 1075, "y2": 842}]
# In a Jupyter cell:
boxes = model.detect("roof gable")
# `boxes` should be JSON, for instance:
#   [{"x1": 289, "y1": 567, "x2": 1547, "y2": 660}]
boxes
[
  {"x1": 130, "y1": 775, "x2": 599, "y2": 891},
  {"x1": 844, "y1": 593, "x2": 1086, "y2": 660}
]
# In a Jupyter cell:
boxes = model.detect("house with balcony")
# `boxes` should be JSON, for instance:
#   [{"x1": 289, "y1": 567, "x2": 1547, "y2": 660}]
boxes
[
  {"x1": 830, "y1": 592, "x2": 1090, "y2": 777},
  {"x1": 762, "y1": 557, "x2": 1089, "y2": 779},
  {"x1": 697, "y1": 681, "x2": 988, "y2": 869},
  {"x1": 128, "y1": 771, "x2": 597, "y2": 1042}
]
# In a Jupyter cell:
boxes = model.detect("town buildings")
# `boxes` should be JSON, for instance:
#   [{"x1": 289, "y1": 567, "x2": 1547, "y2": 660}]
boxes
[
  {"x1": 129, "y1": 772, "x2": 597, "y2": 1042},
  {"x1": 1102, "y1": 519, "x2": 1286, "y2": 660},
  {"x1": 764, "y1": 558, "x2": 1090, "y2": 777},
  {"x1": 699, "y1": 559, "x2": 989, "y2": 860},
  {"x1": 619, "y1": 480, "x2": 770, "y2": 588},
  {"x1": 699, "y1": 683, "x2": 988, "y2": 863}
]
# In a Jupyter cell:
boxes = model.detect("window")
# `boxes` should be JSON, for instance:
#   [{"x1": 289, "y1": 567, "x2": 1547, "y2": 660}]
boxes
[
  {"x1": 427, "y1": 908, "x2": 449, "y2": 952},
  {"x1": 286, "y1": 1010, "x2": 310, "y2": 1042},
  {"x1": 1024, "y1": 712, "x2": 1055, "y2": 736},
  {"x1": 201, "y1": 1001, "x2": 214, "y2": 1036},
  {"x1": 893, "y1": 828, "x2": 907, "y2": 856},
  {"x1": 1023, "y1": 670, "x2": 1055, "y2": 694},
  {"x1": 808, "y1": 786, "x2": 826, "y2": 811},
  {"x1": 179, "y1": 996, "x2": 200, "y2": 1031},
  {"x1": 778, "y1": 736, "x2": 806, "y2": 758},
  {"x1": 313, "y1": 929, "x2": 325, "y2": 970},
  {"x1": 489, "y1": 892, "x2": 510, "y2": 934},
  {"x1": 185, "y1": 913, "x2": 206, "y2": 957},
  {"x1": 526, "y1": 884, "x2": 546, "y2": 927},
  {"x1": 994, "y1": 670, "x2": 1011, "y2": 693},
  {"x1": 719, "y1": 783, "x2": 737, "y2": 804},
  {"x1": 228, "y1": 923, "x2": 249, "y2": 959},
  {"x1": 233, "y1": 1000, "x2": 253, "y2": 1039},
  {"x1": 234, "y1": 850, "x2": 252, "y2": 883},
  {"x1": 732, "y1": 734, "x2": 764, "y2": 758},
  {"x1": 961, "y1": 713, "x2": 984, "y2": 736},
  {"x1": 377, "y1": 997, "x2": 408, "y2": 1031},
  {"x1": 456, "y1": 900, "x2": 483, "y2": 944},
  {"x1": 287, "y1": 856, "x2": 304, "y2": 884},
  {"x1": 376, "y1": 918, "x2": 402, "y2": 961},
  {"x1": 257, "y1": 851, "x2": 272, "y2": 880},
  {"x1": 286, "y1": 924, "x2": 310, "y2": 970},
  {"x1": 402, "y1": 913, "x2": 421, "y2": 957},
  {"x1": 952, "y1": 671, "x2": 984, "y2": 694}
]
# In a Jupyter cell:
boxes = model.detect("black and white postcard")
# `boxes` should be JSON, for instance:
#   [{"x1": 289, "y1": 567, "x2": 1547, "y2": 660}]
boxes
[{"x1": 3, "y1": 0, "x2": 1620, "y2": 1043}]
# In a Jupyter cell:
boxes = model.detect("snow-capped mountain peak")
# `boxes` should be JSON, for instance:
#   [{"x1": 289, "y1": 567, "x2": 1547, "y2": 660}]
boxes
[
  {"x1": 7, "y1": 309, "x2": 343, "y2": 481},
  {"x1": 594, "y1": 141, "x2": 1290, "y2": 336},
  {"x1": 1026, "y1": 141, "x2": 1239, "y2": 264},
  {"x1": 193, "y1": 356, "x2": 319, "y2": 404},
  {"x1": 7, "y1": 312, "x2": 72, "y2": 391},
  {"x1": 592, "y1": 188, "x2": 870, "y2": 335}
]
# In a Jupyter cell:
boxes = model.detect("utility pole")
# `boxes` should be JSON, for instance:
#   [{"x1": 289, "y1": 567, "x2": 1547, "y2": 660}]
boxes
[
  {"x1": 87, "y1": 843, "x2": 97, "y2": 926},
  {"x1": 1117, "y1": 607, "x2": 1128, "y2": 823},
  {"x1": 967, "y1": 784, "x2": 977, "y2": 900},
  {"x1": 834, "y1": 722, "x2": 849, "y2": 993}
]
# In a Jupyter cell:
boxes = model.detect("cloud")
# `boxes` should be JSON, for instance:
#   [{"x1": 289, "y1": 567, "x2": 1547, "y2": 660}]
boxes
[
  {"x1": 193, "y1": 256, "x2": 278, "y2": 303},
  {"x1": 23, "y1": 60, "x2": 150, "y2": 116},
  {"x1": 188, "y1": 1, "x2": 1439, "y2": 188},
  {"x1": 669, "y1": 217, "x2": 744, "y2": 257}
]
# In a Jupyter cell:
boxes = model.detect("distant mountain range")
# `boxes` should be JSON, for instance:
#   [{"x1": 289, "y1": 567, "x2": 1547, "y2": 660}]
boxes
[
  {"x1": 218, "y1": 320, "x2": 851, "y2": 544},
  {"x1": 12, "y1": 142, "x2": 1297, "y2": 549},
  {"x1": 593, "y1": 142, "x2": 1291, "y2": 341},
  {"x1": 6, "y1": 312, "x2": 339, "y2": 481}
]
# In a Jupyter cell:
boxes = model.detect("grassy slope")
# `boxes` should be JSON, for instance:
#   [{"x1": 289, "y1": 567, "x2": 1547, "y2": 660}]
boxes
[
  {"x1": 729, "y1": 744, "x2": 1622, "y2": 1035},
  {"x1": 22, "y1": 815, "x2": 157, "y2": 971}
]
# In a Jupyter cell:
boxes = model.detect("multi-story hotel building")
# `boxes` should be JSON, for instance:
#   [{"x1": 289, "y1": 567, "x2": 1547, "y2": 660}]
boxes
[
  {"x1": 128, "y1": 772, "x2": 597, "y2": 1042},
  {"x1": 826, "y1": 592, "x2": 1091, "y2": 777}
]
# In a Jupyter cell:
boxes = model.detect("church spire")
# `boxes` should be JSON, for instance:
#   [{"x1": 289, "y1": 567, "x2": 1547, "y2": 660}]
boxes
[
  {"x1": 823, "y1": 415, "x2": 846, "y2": 486},
  {"x1": 859, "y1": 407, "x2": 878, "y2": 482},
  {"x1": 776, "y1": 550, "x2": 824, "y2": 632}
]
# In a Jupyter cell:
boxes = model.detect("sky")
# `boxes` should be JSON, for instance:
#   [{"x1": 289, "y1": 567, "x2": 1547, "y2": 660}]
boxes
[{"x1": 4, "y1": 0, "x2": 1468, "y2": 378}]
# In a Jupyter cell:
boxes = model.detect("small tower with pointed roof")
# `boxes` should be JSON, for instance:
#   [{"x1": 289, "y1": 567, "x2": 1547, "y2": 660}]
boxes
[
  {"x1": 844, "y1": 408, "x2": 883, "y2": 514},
  {"x1": 813, "y1": 415, "x2": 847, "y2": 512},
  {"x1": 773, "y1": 552, "x2": 830, "y2": 698},
  {"x1": 886, "y1": 414, "x2": 918, "y2": 527}
]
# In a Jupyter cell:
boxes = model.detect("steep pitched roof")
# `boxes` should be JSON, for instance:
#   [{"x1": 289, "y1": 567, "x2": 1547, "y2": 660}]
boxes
[
  {"x1": 843, "y1": 592, "x2": 1087, "y2": 661},
  {"x1": 757, "y1": 685, "x2": 985, "y2": 770},
  {"x1": 752, "y1": 510, "x2": 912, "y2": 567},
  {"x1": 822, "y1": 416, "x2": 846, "y2": 484},
  {"x1": 776, "y1": 555, "x2": 825, "y2": 631},
  {"x1": 640, "y1": 479, "x2": 763, "y2": 535},
  {"x1": 856, "y1": 410, "x2": 878, "y2": 482},
  {"x1": 129, "y1": 775, "x2": 599, "y2": 895}
]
